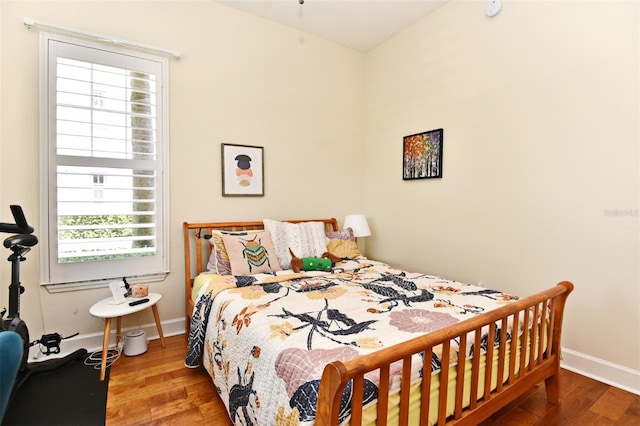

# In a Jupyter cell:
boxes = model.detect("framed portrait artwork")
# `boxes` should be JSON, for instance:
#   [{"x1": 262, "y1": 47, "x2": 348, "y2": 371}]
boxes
[
  {"x1": 402, "y1": 128, "x2": 443, "y2": 180},
  {"x1": 221, "y1": 143, "x2": 264, "y2": 196}
]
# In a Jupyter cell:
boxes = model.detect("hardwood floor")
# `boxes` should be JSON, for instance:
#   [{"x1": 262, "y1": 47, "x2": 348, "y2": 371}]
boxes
[
  {"x1": 107, "y1": 335, "x2": 639, "y2": 425},
  {"x1": 106, "y1": 335, "x2": 227, "y2": 425}
]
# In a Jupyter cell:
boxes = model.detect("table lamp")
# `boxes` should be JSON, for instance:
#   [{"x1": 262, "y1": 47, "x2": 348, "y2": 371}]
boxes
[{"x1": 343, "y1": 214, "x2": 371, "y2": 239}]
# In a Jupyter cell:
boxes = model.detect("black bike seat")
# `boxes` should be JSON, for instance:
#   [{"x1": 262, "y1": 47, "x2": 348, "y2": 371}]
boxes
[{"x1": 3, "y1": 234, "x2": 38, "y2": 248}]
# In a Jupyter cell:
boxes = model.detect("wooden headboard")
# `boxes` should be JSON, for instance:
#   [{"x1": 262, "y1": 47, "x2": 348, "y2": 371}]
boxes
[{"x1": 182, "y1": 218, "x2": 339, "y2": 333}]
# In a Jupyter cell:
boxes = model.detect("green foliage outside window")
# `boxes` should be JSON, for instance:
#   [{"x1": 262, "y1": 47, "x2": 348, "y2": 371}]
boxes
[
  {"x1": 58, "y1": 215, "x2": 133, "y2": 240},
  {"x1": 58, "y1": 214, "x2": 155, "y2": 263}
]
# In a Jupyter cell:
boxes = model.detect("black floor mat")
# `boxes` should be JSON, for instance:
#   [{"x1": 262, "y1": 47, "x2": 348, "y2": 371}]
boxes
[{"x1": 3, "y1": 351, "x2": 109, "y2": 426}]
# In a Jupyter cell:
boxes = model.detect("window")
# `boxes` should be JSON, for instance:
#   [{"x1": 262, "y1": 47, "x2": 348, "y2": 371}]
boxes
[{"x1": 40, "y1": 34, "x2": 169, "y2": 288}]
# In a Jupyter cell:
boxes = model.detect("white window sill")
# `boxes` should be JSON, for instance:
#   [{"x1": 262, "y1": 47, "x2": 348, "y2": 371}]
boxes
[{"x1": 42, "y1": 272, "x2": 168, "y2": 293}]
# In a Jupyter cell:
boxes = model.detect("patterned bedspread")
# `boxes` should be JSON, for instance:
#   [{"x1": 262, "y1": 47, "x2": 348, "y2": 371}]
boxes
[{"x1": 185, "y1": 258, "x2": 517, "y2": 425}]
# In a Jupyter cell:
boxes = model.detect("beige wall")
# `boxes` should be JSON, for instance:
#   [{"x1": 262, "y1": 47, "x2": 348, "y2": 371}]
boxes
[
  {"x1": 0, "y1": 1, "x2": 364, "y2": 338},
  {"x1": 363, "y1": 0, "x2": 639, "y2": 371},
  {"x1": 0, "y1": 0, "x2": 638, "y2": 379}
]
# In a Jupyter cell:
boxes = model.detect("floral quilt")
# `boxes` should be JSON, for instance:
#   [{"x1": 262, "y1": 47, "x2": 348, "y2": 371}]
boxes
[{"x1": 185, "y1": 258, "x2": 517, "y2": 425}]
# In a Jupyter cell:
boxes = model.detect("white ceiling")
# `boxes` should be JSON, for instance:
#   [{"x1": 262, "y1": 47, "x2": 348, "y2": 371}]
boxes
[{"x1": 216, "y1": 0, "x2": 451, "y2": 52}]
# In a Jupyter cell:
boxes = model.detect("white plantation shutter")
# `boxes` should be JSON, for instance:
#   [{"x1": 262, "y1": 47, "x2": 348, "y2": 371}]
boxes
[{"x1": 41, "y1": 35, "x2": 169, "y2": 287}]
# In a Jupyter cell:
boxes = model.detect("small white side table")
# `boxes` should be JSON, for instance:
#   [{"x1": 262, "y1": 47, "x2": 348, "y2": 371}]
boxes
[{"x1": 89, "y1": 292, "x2": 166, "y2": 380}]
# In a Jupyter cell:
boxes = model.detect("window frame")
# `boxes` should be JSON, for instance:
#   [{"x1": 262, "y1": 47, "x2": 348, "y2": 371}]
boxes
[{"x1": 39, "y1": 32, "x2": 170, "y2": 290}]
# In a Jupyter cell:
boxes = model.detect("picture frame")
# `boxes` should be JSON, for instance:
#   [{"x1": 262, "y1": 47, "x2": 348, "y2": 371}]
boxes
[
  {"x1": 221, "y1": 143, "x2": 264, "y2": 196},
  {"x1": 402, "y1": 128, "x2": 443, "y2": 180}
]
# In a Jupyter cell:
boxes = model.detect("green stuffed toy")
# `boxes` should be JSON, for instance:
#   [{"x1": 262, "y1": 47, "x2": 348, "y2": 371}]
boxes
[
  {"x1": 301, "y1": 257, "x2": 332, "y2": 272},
  {"x1": 288, "y1": 248, "x2": 341, "y2": 273}
]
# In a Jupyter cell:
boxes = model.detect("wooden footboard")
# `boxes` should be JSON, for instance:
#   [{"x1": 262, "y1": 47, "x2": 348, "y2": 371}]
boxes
[{"x1": 316, "y1": 281, "x2": 574, "y2": 425}]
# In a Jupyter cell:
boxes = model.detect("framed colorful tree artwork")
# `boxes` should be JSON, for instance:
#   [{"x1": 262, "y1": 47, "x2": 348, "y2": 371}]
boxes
[{"x1": 402, "y1": 128, "x2": 443, "y2": 180}]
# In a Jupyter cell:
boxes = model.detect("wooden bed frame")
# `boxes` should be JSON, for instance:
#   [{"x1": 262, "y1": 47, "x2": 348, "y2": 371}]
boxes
[{"x1": 183, "y1": 219, "x2": 574, "y2": 425}]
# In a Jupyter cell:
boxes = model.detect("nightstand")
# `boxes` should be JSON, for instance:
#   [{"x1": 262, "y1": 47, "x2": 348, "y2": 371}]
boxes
[{"x1": 89, "y1": 293, "x2": 165, "y2": 380}]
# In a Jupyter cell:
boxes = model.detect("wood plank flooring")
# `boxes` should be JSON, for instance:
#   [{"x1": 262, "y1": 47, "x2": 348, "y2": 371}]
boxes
[{"x1": 106, "y1": 335, "x2": 639, "y2": 425}]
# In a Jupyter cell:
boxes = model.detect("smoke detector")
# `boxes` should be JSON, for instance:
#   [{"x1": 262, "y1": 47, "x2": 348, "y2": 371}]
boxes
[{"x1": 486, "y1": 0, "x2": 502, "y2": 17}]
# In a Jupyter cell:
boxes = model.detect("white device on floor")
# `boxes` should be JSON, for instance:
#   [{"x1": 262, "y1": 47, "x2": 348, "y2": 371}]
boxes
[{"x1": 123, "y1": 330, "x2": 147, "y2": 356}]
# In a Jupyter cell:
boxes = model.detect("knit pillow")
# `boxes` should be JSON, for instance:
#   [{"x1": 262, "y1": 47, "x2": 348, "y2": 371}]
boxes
[{"x1": 263, "y1": 219, "x2": 327, "y2": 269}]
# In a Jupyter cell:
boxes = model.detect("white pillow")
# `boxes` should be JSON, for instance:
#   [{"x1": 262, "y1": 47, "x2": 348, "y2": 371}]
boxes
[{"x1": 263, "y1": 219, "x2": 327, "y2": 269}]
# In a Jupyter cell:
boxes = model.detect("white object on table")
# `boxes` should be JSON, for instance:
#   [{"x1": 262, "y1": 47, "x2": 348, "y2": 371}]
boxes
[{"x1": 89, "y1": 292, "x2": 165, "y2": 380}]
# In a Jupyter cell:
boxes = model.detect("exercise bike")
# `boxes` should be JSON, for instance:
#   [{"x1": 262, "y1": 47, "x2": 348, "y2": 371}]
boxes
[{"x1": 0, "y1": 205, "x2": 86, "y2": 393}]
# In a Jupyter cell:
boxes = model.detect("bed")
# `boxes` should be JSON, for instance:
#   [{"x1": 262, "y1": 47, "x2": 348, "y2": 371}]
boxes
[{"x1": 183, "y1": 218, "x2": 573, "y2": 425}]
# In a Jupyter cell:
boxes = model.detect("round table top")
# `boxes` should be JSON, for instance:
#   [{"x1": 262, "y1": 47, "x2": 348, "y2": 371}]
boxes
[{"x1": 89, "y1": 292, "x2": 162, "y2": 318}]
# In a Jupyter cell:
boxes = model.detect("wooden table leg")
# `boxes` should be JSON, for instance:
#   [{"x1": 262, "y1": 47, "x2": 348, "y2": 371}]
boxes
[
  {"x1": 151, "y1": 304, "x2": 165, "y2": 347},
  {"x1": 100, "y1": 317, "x2": 112, "y2": 381},
  {"x1": 116, "y1": 316, "x2": 122, "y2": 347}
]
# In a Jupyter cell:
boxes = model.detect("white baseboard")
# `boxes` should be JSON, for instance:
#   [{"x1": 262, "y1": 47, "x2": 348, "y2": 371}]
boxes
[
  {"x1": 28, "y1": 317, "x2": 186, "y2": 362},
  {"x1": 561, "y1": 347, "x2": 640, "y2": 395}
]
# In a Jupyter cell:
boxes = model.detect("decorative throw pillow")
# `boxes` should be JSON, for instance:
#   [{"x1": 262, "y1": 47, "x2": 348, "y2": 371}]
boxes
[
  {"x1": 206, "y1": 240, "x2": 217, "y2": 272},
  {"x1": 263, "y1": 219, "x2": 327, "y2": 269},
  {"x1": 209, "y1": 230, "x2": 262, "y2": 275},
  {"x1": 222, "y1": 231, "x2": 282, "y2": 275},
  {"x1": 326, "y1": 227, "x2": 355, "y2": 242},
  {"x1": 326, "y1": 239, "x2": 362, "y2": 259}
]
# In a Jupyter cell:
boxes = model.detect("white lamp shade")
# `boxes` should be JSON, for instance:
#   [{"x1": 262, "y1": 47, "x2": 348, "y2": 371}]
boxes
[{"x1": 343, "y1": 214, "x2": 371, "y2": 238}]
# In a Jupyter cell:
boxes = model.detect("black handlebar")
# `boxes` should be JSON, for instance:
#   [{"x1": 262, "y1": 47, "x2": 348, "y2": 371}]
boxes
[{"x1": 0, "y1": 205, "x2": 34, "y2": 235}]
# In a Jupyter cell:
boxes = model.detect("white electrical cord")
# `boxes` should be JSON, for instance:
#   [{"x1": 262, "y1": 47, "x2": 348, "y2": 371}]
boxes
[{"x1": 84, "y1": 335, "x2": 124, "y2": 370}]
